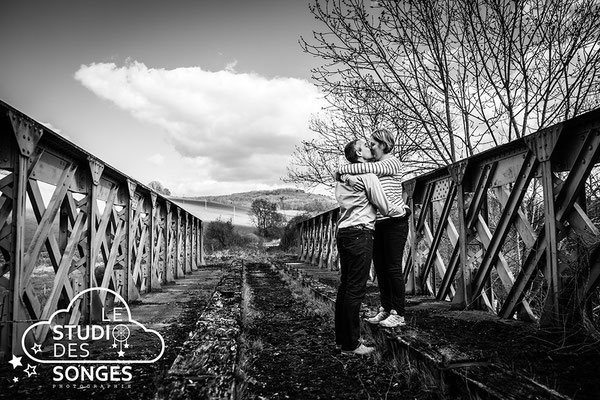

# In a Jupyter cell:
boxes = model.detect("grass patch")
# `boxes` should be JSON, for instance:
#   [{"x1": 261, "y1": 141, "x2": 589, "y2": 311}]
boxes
[
  {"x1": 281, "y1": 272, "x2": 335, "y2": 319},
  {"x1": 234, "y1": 261, "x2": 265, "y2": 399}
]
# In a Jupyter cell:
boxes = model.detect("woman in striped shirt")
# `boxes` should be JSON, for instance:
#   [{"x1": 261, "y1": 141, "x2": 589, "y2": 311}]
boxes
[{"x1": 338, "y1": 128, "x2": 410, "y2": 328}]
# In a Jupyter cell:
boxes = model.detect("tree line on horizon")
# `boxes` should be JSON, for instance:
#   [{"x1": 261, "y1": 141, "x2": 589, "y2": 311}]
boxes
[{"x1": 204, "y1": 198, "x2": 311, "y2": 252}]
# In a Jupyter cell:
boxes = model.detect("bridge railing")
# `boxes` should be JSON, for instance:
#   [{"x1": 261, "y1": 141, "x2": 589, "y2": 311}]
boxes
[
  {"x1": 299, "y1": 108, "x2": 600, "y2": 325},
  {"x1": 0, "y1": 100, "x2": 204, "y2": 357}
]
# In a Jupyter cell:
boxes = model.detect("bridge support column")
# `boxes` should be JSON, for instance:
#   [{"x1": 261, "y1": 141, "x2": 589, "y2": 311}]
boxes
[
  {"x1": 299, "y1": 221, "x2": 306, "y2": 262},
  {"x1": 403, "y1": 180, "x2": 417, "y2": 295},
  {"x1": 526, "y1": 127, "x2": 562, "y2": 325},
  {"x1": 85, "y1": 157, "x2": 104, "y2": 323},
  {"x1": 185, "y1": 213, "x2": 190, "y2": 273},
  {"x1": 324, "y1": 212, "x2": 336, "y2": 270},
  {"x1": 150, "y1": 192, "x2": 160, "y2": 291},
  {"x1": 193, "y1": 218, "x2": 197, "y2": 268},
  {"x1": 199, "y1": 220, "x2": 205, "y2": 266},
  {"x1": 176, "y1": 208, "x2": 183, "y2": 277},
  {"x1": 540, "y1": 160, "x2": 561, "y2": 325},
  {"x1": 449, "y1": 161, "x2": 470, "y2": 308},
  {"x1": 125, "y1": 180, "x2": 138, "y2": 302},
  {"x1": 165, "y1": 202, "x2": 173, "y2": 282},
  {"x1": 8, "y1": 111, "x2": 43, "y2": 356}
]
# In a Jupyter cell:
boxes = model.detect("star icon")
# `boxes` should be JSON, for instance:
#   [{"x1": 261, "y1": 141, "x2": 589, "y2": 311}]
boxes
[
  {"x1": 8, "y1": 355, "x2": 22, "y2": 369},
  {"x1": 13, "y1": 377, "x2": 19, "y2": 383},
  {"x1": 124, "y1": 343, "x2": 130, "y2": 349},
  {"x1": 24, "y1": 364, "x2": 37, "y2": 377},
  {"x1": 31, "y1": 343, "x2": 42, "y2": 354},
  {"x1": 112, "y1": 343, "x2": 118, "y2": 348},
  {"x1": 117, "y1": 350, "x2": 125, "y2": 357}
]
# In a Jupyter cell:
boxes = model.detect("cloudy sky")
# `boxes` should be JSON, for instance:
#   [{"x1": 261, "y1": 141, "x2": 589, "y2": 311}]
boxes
[{"x1": 0, "y1": 0, "x2": 326, "y2": 196}]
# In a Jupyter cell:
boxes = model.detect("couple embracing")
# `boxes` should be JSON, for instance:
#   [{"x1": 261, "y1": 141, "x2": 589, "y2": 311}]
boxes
[{"x1": 334, "y1": 129, "x2": 410, "y2": 356}]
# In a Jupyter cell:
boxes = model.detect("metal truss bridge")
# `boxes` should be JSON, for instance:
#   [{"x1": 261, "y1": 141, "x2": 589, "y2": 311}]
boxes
[{"x1": 299, "y1": 107, "x2": 600, "y2": 327}]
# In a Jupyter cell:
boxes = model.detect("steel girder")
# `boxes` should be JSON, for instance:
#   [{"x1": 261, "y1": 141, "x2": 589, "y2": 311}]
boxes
[{"x1": 0, "y1": 101, "x2": 204, "y2": 358}]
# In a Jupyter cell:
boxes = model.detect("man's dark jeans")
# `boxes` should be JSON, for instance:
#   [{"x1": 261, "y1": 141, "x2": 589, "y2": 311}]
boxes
[
  {"x1": 335, "y1": 227, "x2": 373, "y2": 351},
  {"x1": 373, "y1": 217, "x2": 409, "y2": 315}
]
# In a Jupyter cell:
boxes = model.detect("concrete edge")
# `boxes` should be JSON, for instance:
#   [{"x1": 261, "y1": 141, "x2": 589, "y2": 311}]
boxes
[{"x1": 159, "y1": 264, "x2": 243, "y2": 399}]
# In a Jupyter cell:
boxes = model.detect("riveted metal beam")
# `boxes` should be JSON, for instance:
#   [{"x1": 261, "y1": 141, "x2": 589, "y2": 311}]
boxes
[
  {"x1": 415, "y1": 182, "x2": 435, "y2": 233},
  {"x1": 1, "y1": 100, "x2": 206, "y2": 358},
  {"x1": 431, "y1": 178, "x2": 453, "y2": 202},
  {"x1": 555, "y1": 129, "x2": 600, "y2": 221},
  {"x1": 403, "y1": 179, "x2": 416, "y2": 199},
  {"x1": 450, "y1": 162, "x2": 469, "y2": 304},
  {"x1": 448, "y1": 161, "x2": 468, "y2": 184},
  {"x1": 420, "y1": 182, "x2": 456, "y2": 285},
  {"x1": 501, "y1": 128, "x2": 600, "y2": 319},
  {"x1": 471, "y1": 151, "x2": 539, "y2": 300},
  {"x1": 466, "y1": 163, "x2": 497, "y2": 228},
  {"x1": 8, "y1": 110, "x2": 43, "y2": 158},
  {"x1": 524, "y1": 124, "x2": 563, "y2": 162},
  {"x1": 87, "y1": 156, "x2": 104, "y2": 186},
  {"x1": 437, "y1": 162, "x2": 497, "y2": 301},
  {"x1": 127, "y1": 179, "x2": 138, "y2": 211},
  {"x1": 540, "y1": 160, "x2": 560, "y2": 323},
  {"x1": 149, "y1": 192, "x2": 157, "y2": 290}
]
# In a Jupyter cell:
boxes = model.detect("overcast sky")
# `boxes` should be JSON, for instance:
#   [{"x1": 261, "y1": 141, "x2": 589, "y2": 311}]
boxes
[{"x1": 0, "y1": 0, "x2": 327, "y2": 196}]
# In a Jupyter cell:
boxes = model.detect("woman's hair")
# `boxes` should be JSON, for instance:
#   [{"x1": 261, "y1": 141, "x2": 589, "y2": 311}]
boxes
[{"x1": 371, "y1": 128, "x2": 395, "y2": 154}]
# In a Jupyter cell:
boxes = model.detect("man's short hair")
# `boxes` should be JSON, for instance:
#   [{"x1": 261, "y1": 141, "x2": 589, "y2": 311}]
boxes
[
  {"x1": 372, "y1": 128, "x2": 395, "y2": 154},
  {"x1": 344, "y1": 139, "x2": 360, "y2": 163}
]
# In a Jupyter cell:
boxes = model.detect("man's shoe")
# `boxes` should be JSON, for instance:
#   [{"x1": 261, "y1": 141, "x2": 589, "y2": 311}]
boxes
[
  {"x1": 341, "y1": 343, "x2": 375, "y2": 356},
  {"x1": 365, "y1": 307, "x2": 389, "y2": 324},
  {"x1": 379, "y1": 310, "x2": 406, "y2": 328}
]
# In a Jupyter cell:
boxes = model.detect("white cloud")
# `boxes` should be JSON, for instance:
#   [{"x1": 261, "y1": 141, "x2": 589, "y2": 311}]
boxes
[
  {"x1": 147, "y1": 153, "x2": 165, "y2": 165},
  {"x1": 40, "y1": 121, "x2": 70, "y2": 140},
  {"x1": 74, "y1": 61, "x2": 324, "y2": 188},
  {"x1": 40, "y1": 121, "x2": 61, "y2": 134},
  {"x1": 225, "y1": 60, "x2": 238, "y2": 72}
]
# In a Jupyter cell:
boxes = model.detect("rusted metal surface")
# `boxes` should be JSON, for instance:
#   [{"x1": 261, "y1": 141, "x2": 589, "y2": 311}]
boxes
[
  {"x1": 0, "y1": 100, "x2": 204, "y2": 357},
  {"x1": 299, "y1": 107, "x2": 600, "y2": 326}
]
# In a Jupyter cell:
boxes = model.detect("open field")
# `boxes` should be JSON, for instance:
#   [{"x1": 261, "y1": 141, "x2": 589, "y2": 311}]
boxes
[{"x1": 171, "y1": 197, "x2": 302, "y2": 228}]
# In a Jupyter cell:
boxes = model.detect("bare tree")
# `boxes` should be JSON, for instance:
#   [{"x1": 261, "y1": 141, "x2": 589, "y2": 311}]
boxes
[
  {"x1": 287, "y1": 0, "x2": 600, "y2": 188},
  {"x1": 286, "y1": 78, "x2": 430, "y2": 189},
  {"x1": 250, "y1": 199, "x2": 285, "y2": 238}
]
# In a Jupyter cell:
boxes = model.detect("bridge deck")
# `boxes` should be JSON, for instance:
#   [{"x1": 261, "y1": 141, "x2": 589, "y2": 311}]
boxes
[
  {"x1": 2, "y1": 257, "x2": 598, "y2": 399},
  {"x1": 278, "y1": 261, "x2": 600, "y2": 400},
  {"x1": 0, "y1": 267, "x2": 226, "y2": 399}
]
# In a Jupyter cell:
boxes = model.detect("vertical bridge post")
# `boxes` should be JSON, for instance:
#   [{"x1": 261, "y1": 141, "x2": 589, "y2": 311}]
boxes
[{"x1": 8, "y1": 111, "x2": 43, "y2": 355}]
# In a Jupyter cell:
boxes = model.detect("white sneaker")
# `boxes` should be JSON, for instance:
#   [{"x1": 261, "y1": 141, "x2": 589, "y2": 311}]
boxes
[
  {"x1": 341, "y1": 343, "x2": 375, "y2": 356},
  {"x1": 379, "y1": 310, "x2": 406, "y2": 328},
  {"x1": 365, "y1": 307, "x2": 389, "y2": 324}
]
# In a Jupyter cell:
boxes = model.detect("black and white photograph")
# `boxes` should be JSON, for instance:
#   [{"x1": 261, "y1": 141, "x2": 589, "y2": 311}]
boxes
[{"x1": 1, "y1": 0, "x2": 600, "y2": 398}]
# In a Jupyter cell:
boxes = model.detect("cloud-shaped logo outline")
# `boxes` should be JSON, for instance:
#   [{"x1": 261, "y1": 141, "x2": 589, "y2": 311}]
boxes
[{"x1": 22, "y1": 287, "x2": 165, "y2": 364}]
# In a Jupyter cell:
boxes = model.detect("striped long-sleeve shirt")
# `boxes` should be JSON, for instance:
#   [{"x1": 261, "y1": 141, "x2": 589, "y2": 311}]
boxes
[{"x1": 339, "y1": 157, "x2": 408, "y2": 220}]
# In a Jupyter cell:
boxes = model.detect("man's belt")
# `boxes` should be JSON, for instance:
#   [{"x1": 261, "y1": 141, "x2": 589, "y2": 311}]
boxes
[{"x1": 338, "y1": 224, "x2": 373, "y2": 232}]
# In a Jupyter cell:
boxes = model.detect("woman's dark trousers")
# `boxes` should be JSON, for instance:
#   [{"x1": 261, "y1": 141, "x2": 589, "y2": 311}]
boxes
[{"x1": 373, "y1": 217, "x2": 409, "y2": 315}]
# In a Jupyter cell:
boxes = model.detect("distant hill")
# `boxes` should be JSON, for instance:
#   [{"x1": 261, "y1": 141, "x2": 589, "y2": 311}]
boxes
[{"x1": 191, "y1": 188, "x2": 337, "y2": 213}]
